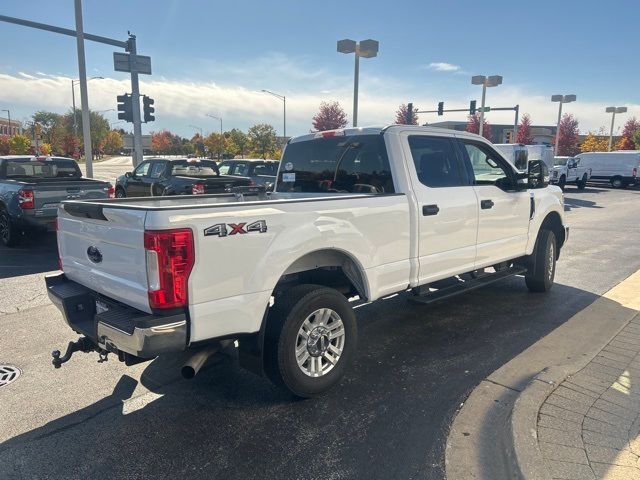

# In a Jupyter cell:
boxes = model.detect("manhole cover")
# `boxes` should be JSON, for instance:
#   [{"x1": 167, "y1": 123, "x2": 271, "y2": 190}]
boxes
[{"x1": 0, "y1": 365, "x2": 20, "y2": 387}]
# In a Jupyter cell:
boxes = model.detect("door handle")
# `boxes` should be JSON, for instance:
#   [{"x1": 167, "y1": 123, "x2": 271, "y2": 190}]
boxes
[
  {"x1": 481, "y1": 199, "x2": 494, "y2": 210},
  {"x1": 422, "y1": 204, "x2": 439, "y2": 216}
]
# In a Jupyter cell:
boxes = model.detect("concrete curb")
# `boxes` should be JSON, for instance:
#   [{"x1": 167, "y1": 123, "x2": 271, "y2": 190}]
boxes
[{"x1": 445, "y1": 270, "x2": 640, "y2": 480}]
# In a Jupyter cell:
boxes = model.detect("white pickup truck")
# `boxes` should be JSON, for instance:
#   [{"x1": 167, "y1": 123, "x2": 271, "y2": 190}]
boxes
[
  {"x1": 46, "y1": 126, "x2": 568, "y2": 397},
  {"x1": 551, "y1": 156, "x2": 592, "y2": 190}
]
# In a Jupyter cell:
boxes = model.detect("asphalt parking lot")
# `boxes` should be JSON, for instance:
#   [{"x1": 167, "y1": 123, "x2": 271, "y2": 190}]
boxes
[{"x1": 1, "y1": 185, "x2": 639, "y2": 480}]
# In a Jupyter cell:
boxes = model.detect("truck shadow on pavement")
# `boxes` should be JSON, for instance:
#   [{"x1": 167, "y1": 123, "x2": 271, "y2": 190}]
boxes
[
  {"x1": 0, "y1": 279, "x2": 604, "y2": 480},
  {"x1": 0, "y1": 232, "x2": 59, "y2": 279}
]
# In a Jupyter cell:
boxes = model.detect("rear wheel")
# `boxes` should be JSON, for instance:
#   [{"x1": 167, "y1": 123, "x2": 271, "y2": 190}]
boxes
[
  {"x1": 577, "y1": 174, "x2": 587, "y2": 190},
  {"x1": 611, "y1": 176, "x2": 624, "y2": 188},
  {"x1": 0, "y1": 209, "x2": 19, "y2": 247},
  {"x1": 525, "y1": 229, "x2": 556, "y2": 292},
  {"x1": 115, "y1": 187, "x2": 126, "y2": 198},
  {"x1": 558, "y1": 175, "x2": 566, "y2": 191},
  {"x1": 264, "y1": 284, "x2": 357, "y2": 398}
]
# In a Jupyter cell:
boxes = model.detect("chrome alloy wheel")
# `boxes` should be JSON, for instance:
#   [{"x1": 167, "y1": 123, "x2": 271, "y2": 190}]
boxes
[{"x1": 295, "y1": 308, "x2": 345, "y2": 377}]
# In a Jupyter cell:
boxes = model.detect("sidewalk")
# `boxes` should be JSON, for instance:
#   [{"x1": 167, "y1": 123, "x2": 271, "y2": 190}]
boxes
[{"x1": 536, "y1": 313, "x2": 640, "y2": 479}]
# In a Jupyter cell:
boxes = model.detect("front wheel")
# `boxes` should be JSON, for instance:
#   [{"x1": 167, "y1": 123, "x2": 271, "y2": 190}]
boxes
[
  {"x1": 577, "y1": 174, "x2": 587, "y2": 190},
  {"x1": 115, "y1": 187, "x2": 126, "y2": 198},
  {"x1": 525, "y1": 229, "x2": 557, "y2": 292},
  {"x1": 558, "y1": 175, "x2": 566, "y2": 191},
  {"x1": 611, "y1": 176, "x2": 624, "y2": 188},
  {"x1": 264, "y1": 284, "x2": 357, "y2": 398}
]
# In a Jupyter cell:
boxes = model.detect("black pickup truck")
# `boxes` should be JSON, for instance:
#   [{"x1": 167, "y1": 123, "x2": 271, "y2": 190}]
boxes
[
  {"x1": 0, "y1": 156, "x2": 113, "y2": 247},
  {"x1": 114, "y1": 158, "x2": 252, "y2": 198}
]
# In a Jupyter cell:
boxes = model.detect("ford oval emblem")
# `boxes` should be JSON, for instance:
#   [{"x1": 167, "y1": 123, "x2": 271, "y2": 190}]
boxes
[{"x1": 87, "y1": 246, "x2": 103, "y2": 264}]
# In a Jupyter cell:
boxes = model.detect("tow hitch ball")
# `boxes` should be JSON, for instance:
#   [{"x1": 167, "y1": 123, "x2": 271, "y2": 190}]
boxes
[{"x1": 51, "y1": 337, "x2": 107, "y2": 368}]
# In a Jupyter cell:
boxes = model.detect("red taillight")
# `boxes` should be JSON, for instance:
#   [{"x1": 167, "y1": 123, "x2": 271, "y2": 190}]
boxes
[
  {"x1": 192, "y1": 183, "x2": 205, "y2": 195},
  {"x1": 107, "y1": 184, "x2": 115, "y2": 198},
  {"x1": 144, "y1": 229, "x2": 194, "y2": 309},
  {"x1": 18, "y1": 189, "x2": 34, "y2": 209}
]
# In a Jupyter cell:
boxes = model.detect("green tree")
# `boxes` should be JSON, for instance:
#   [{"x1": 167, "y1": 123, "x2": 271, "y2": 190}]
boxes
[
  {"x1": 227, "y1": 128, "x2": 249, "y2": 158},
  {"x1": 9, "y1": 134, "x2": 32, "y2": 154},
  {"x1": 64, "y1": 109, "x2": 110, "y2": 159},
  {"x1": 633, "y1": 129, "x2": 640, "y2": 150},
  {"x1": 204, "y1": 132, "x2": 224, "y2": 159},
  {"x1": 248, "y1": 123, "x2": 278, "y2": 159}
]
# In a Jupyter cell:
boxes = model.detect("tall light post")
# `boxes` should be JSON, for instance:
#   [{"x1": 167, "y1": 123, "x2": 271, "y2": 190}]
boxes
[
  {"x1": 337, "y1": 38, "x2": 379, "y2": 127},
  {"x1": 471, "y1": 75, "x2": 503, "y2": 137},
  {"x1": 551, "y1": 94, "x2": 576, "y2": 155},
  {"x1": 71, "y1": 75, "x2": 103, "y2": 133},
  {"x1": 261, "y1": 90, "x2": 286, "y2": 140},
  {"x1": 606, "y1": 106, "x2": 627, "y2": 152},
  {"x1": 206, "y1": 114, "x2": 223, "y2": 159},
  {"x1": 1, "y1": 109, "x2": 11, "y2": 136}
]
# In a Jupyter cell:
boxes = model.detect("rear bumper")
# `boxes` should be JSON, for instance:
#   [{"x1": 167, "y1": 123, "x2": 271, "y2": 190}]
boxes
[{"x1": 45, "y1": 272, "x2": 187, "y2": 359}]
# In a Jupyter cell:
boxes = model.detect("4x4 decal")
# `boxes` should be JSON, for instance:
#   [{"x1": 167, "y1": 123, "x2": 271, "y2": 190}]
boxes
[{"x1": 204, "y1": 220, "x2": 267, "y2": 237}]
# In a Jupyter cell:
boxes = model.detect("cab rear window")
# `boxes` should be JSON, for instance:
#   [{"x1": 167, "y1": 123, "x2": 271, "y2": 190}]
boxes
[
  {"x1": 277, "y1": 135, "x2": 394, "y2": 194},
  {"x1": 4, "y1": 158, "x2": 81, "y2": 178}
]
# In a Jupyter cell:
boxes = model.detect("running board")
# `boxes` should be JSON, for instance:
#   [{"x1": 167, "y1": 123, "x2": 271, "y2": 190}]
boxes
[{"x1": 409, "y1": 266, "x2": 527, "y2": 305}]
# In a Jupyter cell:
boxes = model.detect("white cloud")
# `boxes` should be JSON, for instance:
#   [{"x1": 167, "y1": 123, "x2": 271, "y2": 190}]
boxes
[
  {"x1": 0, "y1": 70, "x2": 638, "y2": 137},
  {"x1": 428, "y1": 62, "x2": 461, "y2": 72}
]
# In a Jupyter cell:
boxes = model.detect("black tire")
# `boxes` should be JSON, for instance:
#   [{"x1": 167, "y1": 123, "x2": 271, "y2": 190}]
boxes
[
  {"x1": 610, "y1": 176, "x2": 624, "y2": 189},
  {"x1": 558, "y1": 175, "x2": 566, "y2": 191},
  {"x1": 577, "y1": 174, "x2": 587, "y2": 190},
  {"x1": 115, "y1": 187, "x2": 126, "y2": 198},
  {"x1": 525, "y1": 229, "x2": 557, "y2": 293},
  {"x1": 264, "y1": 284, "x2": 357, "y2": 398},
  {"x1": 0, "y1": 209, "x2": 19, "y2": 247}
]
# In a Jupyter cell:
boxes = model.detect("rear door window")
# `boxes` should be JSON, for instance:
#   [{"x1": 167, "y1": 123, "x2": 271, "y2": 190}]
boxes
[
  {"x1": 231, "y1": 163, "x2": 249, "y2": 176},
  {"x1": 277, "y1": 135, "x2": 394, "y2": 193},
  {"x1": 149, "y1": 161, "x2": 167, "y2": 179},
  {"x1": 408, "y1": 136, "x2": 466, "y2": 188}
]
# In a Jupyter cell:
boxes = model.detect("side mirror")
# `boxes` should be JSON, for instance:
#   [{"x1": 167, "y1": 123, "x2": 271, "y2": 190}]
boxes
[
  {"x1": 528, "y1": 160, "x2": 549, "y2": 189},
  {"x1": 125, "y1": 171, "x2": 132, "y2": 178}
]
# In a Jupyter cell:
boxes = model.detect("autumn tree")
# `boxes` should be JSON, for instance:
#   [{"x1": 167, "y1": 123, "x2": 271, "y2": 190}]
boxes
[
  {"x1": 394, "y1": 103, "x2": 418, "y2": 125},
  {"x1": 9, "y1": 134, "x2": 31, "y2": 154},
  {"x1": 516, "y1": 114, "x2": 534, "y2": 144},
  {"x1": 312, "y1": 101, "x2": 348, "y2": 131},
  {"x1": 103, "y1": 131, "x2": 124, "y2": 155},
  {"x1": 465, "y1": 113, "x2": 492, "y2": 141},
  {"x1": 615, "y1": 117, "x2": 640, "y2": 150},
  {"x1": 580, "y1": 128, "x2": 609, "y2": 153},
  {"x1": 191, "y1": 133, "x2": 206, "y2": 157},
  {"x1": 555, "y1": 114, "x2": 580, "y2": 156},
  {"x1": 248, "y1": 123, "x2": 278, "y2": 159},
  {"x1": 151, "y1": 131, "x2": 172, "y2": 154},
  {"x1": 634, "y1": 129, "x2": 640, "y2": 150},
  {"x1": 204, "y1": 132, "x2": 225, "y2": 159},
  {"x1": 40, "y1": 143, "x2": 52, "y2": 155},
  {"x1": 0, "y1": 135, "x2": 10, "y2": 155}
]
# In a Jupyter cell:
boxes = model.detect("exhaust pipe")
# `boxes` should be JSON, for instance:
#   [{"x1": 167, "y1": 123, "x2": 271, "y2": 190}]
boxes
[{"x1": 181, "y1": 341, "x2": 232, "y2": 379}]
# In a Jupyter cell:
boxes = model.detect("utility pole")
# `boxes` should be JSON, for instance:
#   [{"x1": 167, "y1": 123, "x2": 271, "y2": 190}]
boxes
[
  {"x1": 127, "y1": 35, "x2": 143, "y2": 167},
  {"x1": 73, "y1": 0, "x2": 93, "y2": 178}
]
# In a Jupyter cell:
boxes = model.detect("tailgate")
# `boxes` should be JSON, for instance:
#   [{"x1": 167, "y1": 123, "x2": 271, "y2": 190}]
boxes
[
  {"x1": 57, "y1": 203, "x2": 151, "y2": 313},
  {"x1": 202, "y1": 176, "x2": 251, "y2": 194},
  {"x1": 33, "y1": 181, "x2": 110, "y2": 214}
]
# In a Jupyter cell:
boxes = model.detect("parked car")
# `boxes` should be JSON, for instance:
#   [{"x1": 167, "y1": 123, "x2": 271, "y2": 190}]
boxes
[
  {"x1": 218, "y1": 159, "x2": 279, "y2": 189},
  {"x1": 114, "y1": 158, "x2": 253, "y2": 197},
  {"x1": 573, "y1": 151, "x2": 640, "y2": 188},
  {"x1": 47, "y1": 126, "x2": 567, "y2": 397},
  {"x1": 0, "y1": 155, "x2": 113, "y2": 247},
  {"x1": 551, "y1": 156, "x2": 591, "y2": 190}
]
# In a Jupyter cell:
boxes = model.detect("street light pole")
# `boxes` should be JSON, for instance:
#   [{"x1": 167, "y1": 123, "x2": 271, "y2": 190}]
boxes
[
  {"x1": 71, "y1": 76, "x2": 103, "y2": 135},
  {"x1": 206, "y1": 114, "x2": 223, "y2": 159},
  {"x1": 73, "y1": 0, "x2": 94, "y2": 178},
  {"x1": 337, "y1": 39, "x2": 379, "y2": 128},
  {"x1": 260, "y1": 90, "x2": 287, "y2": 140},
  {"x1": 471, "y1": 75, "x2": 503, "y2": 138},
  {"x1": 551, "y1": 94, "x2": 577, "y2": 155},
  {"x1": 606, "y1": 106, "x2": 627, "y2": 152}
]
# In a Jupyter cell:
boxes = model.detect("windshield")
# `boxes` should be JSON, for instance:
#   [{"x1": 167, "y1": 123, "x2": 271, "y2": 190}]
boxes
[
  {"x1": 554, "y1": 157, "x2": 569, "y2": 166},
  {"x1": 170, "y1": 160, "x2": 220, "y2": 177},
  {"x1": 277, "y1": 135, "x2": 394, "y2": 194},
  {"x1": 4, "y1": 158, "x2": 81, "y2": 178}
]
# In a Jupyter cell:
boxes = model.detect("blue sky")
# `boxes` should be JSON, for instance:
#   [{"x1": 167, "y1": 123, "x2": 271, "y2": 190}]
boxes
[{"x1": 0, "y1": 0, "x2": 638, "y2": 137}]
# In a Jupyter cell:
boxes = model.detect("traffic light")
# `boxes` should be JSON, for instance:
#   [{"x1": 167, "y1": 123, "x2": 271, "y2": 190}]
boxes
[
  {"x1": 406, "y1": 102, "x2": 413, "y2": 124},
  {"x1": 117, "y1": 94, "x2": 133, "y2": 122},
  {"x1": 437, "y1": 102, "x2": 444, "y2": 116},
  {"x1": 469, "y1": 100, "x2": 476, "y2": 115},
  {"x1": 143, "y1": 95, "x2": 155, "y2": 123},
  {"x1": 505, "y1": 131, "x2": 513, "y2": 143}
]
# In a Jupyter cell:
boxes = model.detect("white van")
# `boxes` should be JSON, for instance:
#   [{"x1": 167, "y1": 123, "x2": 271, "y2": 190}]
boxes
[
  {"x1": 525, "y1": 145, "x2": 555, "y2": 171},
  {"x1": 493, "y1": 143, "x2": 529, "y2": 171},
  {"x1": 574, "y1": 151, "x2": 640, "y2": 188}
]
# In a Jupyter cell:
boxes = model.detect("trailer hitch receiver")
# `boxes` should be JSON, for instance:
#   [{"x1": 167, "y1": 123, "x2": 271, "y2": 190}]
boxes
[{"x1": 51, "y1": 337, "x2": 98, "y2": 368}]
